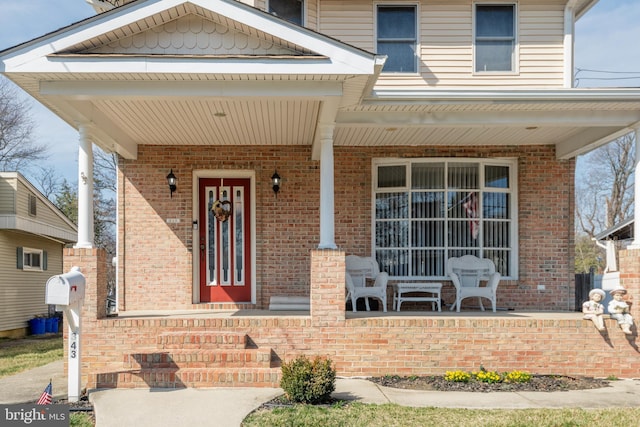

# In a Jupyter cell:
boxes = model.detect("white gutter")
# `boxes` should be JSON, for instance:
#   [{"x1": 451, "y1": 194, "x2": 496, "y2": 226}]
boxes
[{"x1": 366, "y1": 88, "x2": 640, "y2": 103}]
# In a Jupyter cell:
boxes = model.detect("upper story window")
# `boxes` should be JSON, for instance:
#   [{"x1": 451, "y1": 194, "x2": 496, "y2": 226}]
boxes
[
  {"x1": 474, "y1": 4, "x2": 516, "y2": 72},
  {"x1": 269, "y1": 0, "x2": 304, "y2": 26},
  {"x1": 373, "y1": 158, "x2": 517, "y2": 280},
  {"x1": 377, "y1": 5, "x2": 417, "y2": 73}
]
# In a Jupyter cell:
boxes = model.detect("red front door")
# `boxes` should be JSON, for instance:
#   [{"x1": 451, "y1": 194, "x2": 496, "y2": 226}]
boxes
[{"x1": 199, "y1": 178, "x2": 251, "y2": 302}]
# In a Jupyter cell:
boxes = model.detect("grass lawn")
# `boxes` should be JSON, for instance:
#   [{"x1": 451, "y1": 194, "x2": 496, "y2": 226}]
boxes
[
  {"x1": 242, "y1": 402, "x2": 640, "y2": 427},
  {"x1": 0, "y1": 335, "x2": 63, "y2": 378}
]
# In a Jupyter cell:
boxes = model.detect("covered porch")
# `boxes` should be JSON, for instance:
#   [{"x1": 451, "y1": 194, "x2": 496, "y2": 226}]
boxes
[{"x1": 64, "y1": 247, "x2": 639, "y2": 390}]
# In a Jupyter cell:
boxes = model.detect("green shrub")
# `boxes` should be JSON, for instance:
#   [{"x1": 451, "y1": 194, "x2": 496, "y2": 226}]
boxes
[{"x1": 280, "y1": 355, "x2": 336, "y2": 404}]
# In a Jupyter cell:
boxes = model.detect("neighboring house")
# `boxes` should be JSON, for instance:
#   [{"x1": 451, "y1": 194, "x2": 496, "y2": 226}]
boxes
[
  {"x1": 0, "y1": 172, "x2": 77, "y2": 337},
  {"x1": 1, "y1": 0, "x2": 639, "y2": 388}
]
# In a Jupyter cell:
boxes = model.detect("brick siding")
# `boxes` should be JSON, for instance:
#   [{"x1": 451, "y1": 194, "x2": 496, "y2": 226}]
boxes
[{"x1": 118, "y1": 144, "x2": 574, "y2": 311}]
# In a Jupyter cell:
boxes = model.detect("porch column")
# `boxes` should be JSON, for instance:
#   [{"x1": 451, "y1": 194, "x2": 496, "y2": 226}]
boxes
[
  {"x1": 318, "y1": 125, "x2": 337, "y2": 249},
  {"x1": 629, "y1": 127, "x2": 640, "y2": 249},
  {"x1": 74, "y1": 124, "x2": 95, "y2": 249}
]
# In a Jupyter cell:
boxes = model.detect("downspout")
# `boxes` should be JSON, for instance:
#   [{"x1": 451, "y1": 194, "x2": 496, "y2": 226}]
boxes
[
  {"x1": 628, "y1": 126, "x2": 640, "y2": 248},
  {"x1": 563, "y1": 0, "x2": 579, "y2": 88}
]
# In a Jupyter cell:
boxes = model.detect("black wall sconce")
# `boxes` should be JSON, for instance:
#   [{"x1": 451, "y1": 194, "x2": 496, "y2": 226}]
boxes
[
  {"x1": 167, "y1": 169, "x2": 177, "y2": 197},
  {"x1": 271, "y1": 170, "x2": 281, "y2": 197}
]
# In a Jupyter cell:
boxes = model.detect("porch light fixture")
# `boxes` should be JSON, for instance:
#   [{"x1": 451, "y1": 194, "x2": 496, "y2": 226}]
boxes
[
  {"x1": 271, "y1": 170, "x2": 281, "y2": 197},
  {"x1": 167, "y1": 169, "x2": 177, "y2": 197}
]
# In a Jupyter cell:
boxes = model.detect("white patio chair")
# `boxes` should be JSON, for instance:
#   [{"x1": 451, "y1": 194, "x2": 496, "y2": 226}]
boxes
[
  {"x1": 345, "y1": 255, "x2": 388, "y2": 312},
  {"x1": 447, "y1": 255, "x2": 501, "y2": 312}
]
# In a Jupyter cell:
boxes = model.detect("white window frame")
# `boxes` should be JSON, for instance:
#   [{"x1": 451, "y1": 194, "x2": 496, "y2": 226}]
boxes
[
  {"x1": 268, "y1": 0, "x2": 305, "y2": 26},
  {"x1": 473, "y1": 2, "x2": 518, "y2": 74},
  {"x1": 372, "y1": 158, "x2": 519, "y2": 280},
  {"x1": 375, "y1": 3, "x2": 419, "y2": 74},
  {"x1": 22, "y1": 247, "x2": 43, "y2": 271}
]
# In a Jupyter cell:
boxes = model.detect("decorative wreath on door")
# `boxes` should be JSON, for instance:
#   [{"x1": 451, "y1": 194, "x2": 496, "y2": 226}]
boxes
[{"x1": 211, "y1": 200, "x2": 232, "y2": 222}]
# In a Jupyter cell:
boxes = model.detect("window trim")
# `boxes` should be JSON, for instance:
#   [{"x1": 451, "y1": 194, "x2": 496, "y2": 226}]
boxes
[
  {"x1": 20, "y1": 247, "x2": 45, "y2": 271},
  {"x1": 472, "y1": 2, "x2": 518, "y2": 75},
  {"x1": 371, "y1": 157, "x2": 519, "y2": 280},
  {"x1": 375, "y1": 3, "x2": 420, "y2": 75}
]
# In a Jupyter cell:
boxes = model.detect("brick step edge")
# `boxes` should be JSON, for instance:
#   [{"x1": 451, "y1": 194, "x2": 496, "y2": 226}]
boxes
[
  {"x1": 93, "y1": 367, "x2": 281, "y2": 389},
  {"x1": 157, "y1": 331, "x2": 248, "y2": 349},
  {"x1": 123, "y1": 348, "x2": 274, "y2": 369}
]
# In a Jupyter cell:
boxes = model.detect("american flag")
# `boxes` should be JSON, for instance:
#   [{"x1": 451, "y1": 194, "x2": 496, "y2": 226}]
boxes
[
  {"x1": 36, "y1": 381, "x2": 52, "y2": 405},
  {"x1": 462, "y1": 192, "x2": 479, "y2": 239}
]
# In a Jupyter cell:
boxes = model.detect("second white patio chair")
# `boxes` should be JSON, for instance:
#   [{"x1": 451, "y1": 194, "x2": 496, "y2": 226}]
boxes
[
  {"x1": 345, "y1": 255, "x2": 388, "y2": 312},
  {"x1": 447, "y1": 255, "x2": 501, "y2": 312}
]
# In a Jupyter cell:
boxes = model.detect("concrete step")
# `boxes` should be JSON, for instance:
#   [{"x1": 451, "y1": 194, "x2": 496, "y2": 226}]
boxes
[{"x1": 269, "y1": 296, "x2": 310, "y2": 311}]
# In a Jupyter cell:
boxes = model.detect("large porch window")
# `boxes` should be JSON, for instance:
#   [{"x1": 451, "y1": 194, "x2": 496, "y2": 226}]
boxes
[{"x1": 373, "y1": 158, "x2": 517, "y2": 279}]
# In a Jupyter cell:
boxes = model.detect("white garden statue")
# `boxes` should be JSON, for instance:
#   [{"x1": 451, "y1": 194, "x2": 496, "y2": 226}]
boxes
[
  {"x1": 582, "y1": 289, "x2": 606, "y2": 331},
  {"x1": 608, "y1": 287, "x2": 634, "y2": 335}
]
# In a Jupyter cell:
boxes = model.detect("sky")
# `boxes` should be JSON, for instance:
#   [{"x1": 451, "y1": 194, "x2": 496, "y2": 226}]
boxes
[{"x1": 1, "y1": 0, "x2": 640, "y2": 188}]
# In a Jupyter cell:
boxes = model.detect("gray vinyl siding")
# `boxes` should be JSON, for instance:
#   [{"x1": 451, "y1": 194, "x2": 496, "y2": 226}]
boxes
[{"x1": 0, "y1": 231, "x2": 64, "y2": 332}]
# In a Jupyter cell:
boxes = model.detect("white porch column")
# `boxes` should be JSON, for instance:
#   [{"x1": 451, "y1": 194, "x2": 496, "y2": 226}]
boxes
[
  {"x1": 74, "y1": 124, "x2": 94, "y2": 249},
  {"x1": 318, "y1": 125, "x2": 337, "y2": 249},
  {"x1": 630, "y1": 127, "x2": 640, "y2": 249}
]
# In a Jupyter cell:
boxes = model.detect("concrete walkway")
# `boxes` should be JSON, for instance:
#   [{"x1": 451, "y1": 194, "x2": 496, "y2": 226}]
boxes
[{"x1": 1, "y1": 361, "x2": 639, "y2": 427}]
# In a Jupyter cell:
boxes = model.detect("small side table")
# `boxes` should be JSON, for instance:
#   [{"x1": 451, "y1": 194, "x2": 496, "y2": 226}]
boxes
[{"x1": 393, "y1": 283, "x2": 442, "y2": 312}]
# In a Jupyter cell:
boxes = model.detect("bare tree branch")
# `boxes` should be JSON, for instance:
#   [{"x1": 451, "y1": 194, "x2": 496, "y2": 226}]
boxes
[{"x1": 0, "y1": 78, "x2": 47, "y2": 171}]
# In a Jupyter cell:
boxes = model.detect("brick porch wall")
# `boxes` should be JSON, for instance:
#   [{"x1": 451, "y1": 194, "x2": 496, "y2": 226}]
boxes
[
  {"x1": 118, "y1": 144, "x2": 574, "y2": 312},
  {"x1": 67, "y1": 249, "x2": 638, "y2": 390}
]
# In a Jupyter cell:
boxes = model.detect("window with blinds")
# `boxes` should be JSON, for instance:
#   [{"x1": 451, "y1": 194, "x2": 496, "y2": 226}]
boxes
[{"x1": 373, "y1": 158, "x2": 516, "y2": 279}]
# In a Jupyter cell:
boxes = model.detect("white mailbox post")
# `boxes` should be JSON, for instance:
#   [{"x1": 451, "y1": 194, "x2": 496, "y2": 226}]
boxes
[{"x1": 46, "y1": 266, "x2": 85, "y2": 402}]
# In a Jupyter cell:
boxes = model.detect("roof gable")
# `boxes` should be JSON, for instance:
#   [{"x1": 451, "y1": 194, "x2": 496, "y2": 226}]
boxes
[
  {"x1": 1, "y1": 0, "x2": 376, "y2": 75},
  {"x1": 63, "y1": 10, "x2": 312, "y2": 57}
]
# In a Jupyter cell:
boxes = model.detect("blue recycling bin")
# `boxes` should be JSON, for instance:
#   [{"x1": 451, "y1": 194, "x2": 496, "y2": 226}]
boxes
[
  {"x1": 29, "y1": 318, "x2": 46, "y2": 335},
  {"x1": 45, "y1": 317, "x2": 59, "y2": 333}
]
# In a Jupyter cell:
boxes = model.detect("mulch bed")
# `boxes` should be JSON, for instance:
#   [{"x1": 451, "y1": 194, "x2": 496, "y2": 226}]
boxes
[{"x1": 369, "y1": 375, "x2": 611, "y2": 392}]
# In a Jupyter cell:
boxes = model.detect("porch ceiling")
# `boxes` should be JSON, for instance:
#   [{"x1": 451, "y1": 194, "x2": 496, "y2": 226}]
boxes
[{"x1": 8, "y1": 71, "x2": 640, "y2": 160}]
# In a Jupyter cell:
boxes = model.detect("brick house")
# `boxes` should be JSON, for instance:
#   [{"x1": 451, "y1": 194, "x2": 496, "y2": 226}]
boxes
[{"x1": 1, "y1": 0, "x2": 639, "y2": 388}]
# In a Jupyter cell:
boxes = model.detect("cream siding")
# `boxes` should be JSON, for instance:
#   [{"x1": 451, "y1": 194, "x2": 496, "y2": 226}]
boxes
[
  {"x1": 0, "y1": 178, "x2": 17, "y2": 214},
  {"x1": 318, "y1": 0, "x2": 375, "y2": 52},
  {"x1": 318, "y1": 0, "x2": 567, "y2": 88},
  {"x1": 15, "y1": 181, "x2": 74, "y2": 233},
  {"x1": 307, "y1": 0, "x2": 318, "y2": 30},
  {"x1": 87, "y1": 15, "x2": 302, "y2": 56},
  {"x1": 0, "y1": 231, "x2": 64, "y2": 332}
]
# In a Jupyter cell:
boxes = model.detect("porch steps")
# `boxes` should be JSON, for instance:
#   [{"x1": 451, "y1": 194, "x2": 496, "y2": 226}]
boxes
[
  {"x1": 95, "y1": 367, "x2": 281, "y2": 388},
  {"x1": 91, "y1": 331, "x2": 281, "y2": 389},
  {"x1": 268, "y1": 295, "x2": 310, "y2": 311},
  {"x1": 124, "y1": 348, "x2": 273, "y2": 369},
  {"x1": 157, "y1": 331, "x2": 250, "y2": 350}
]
